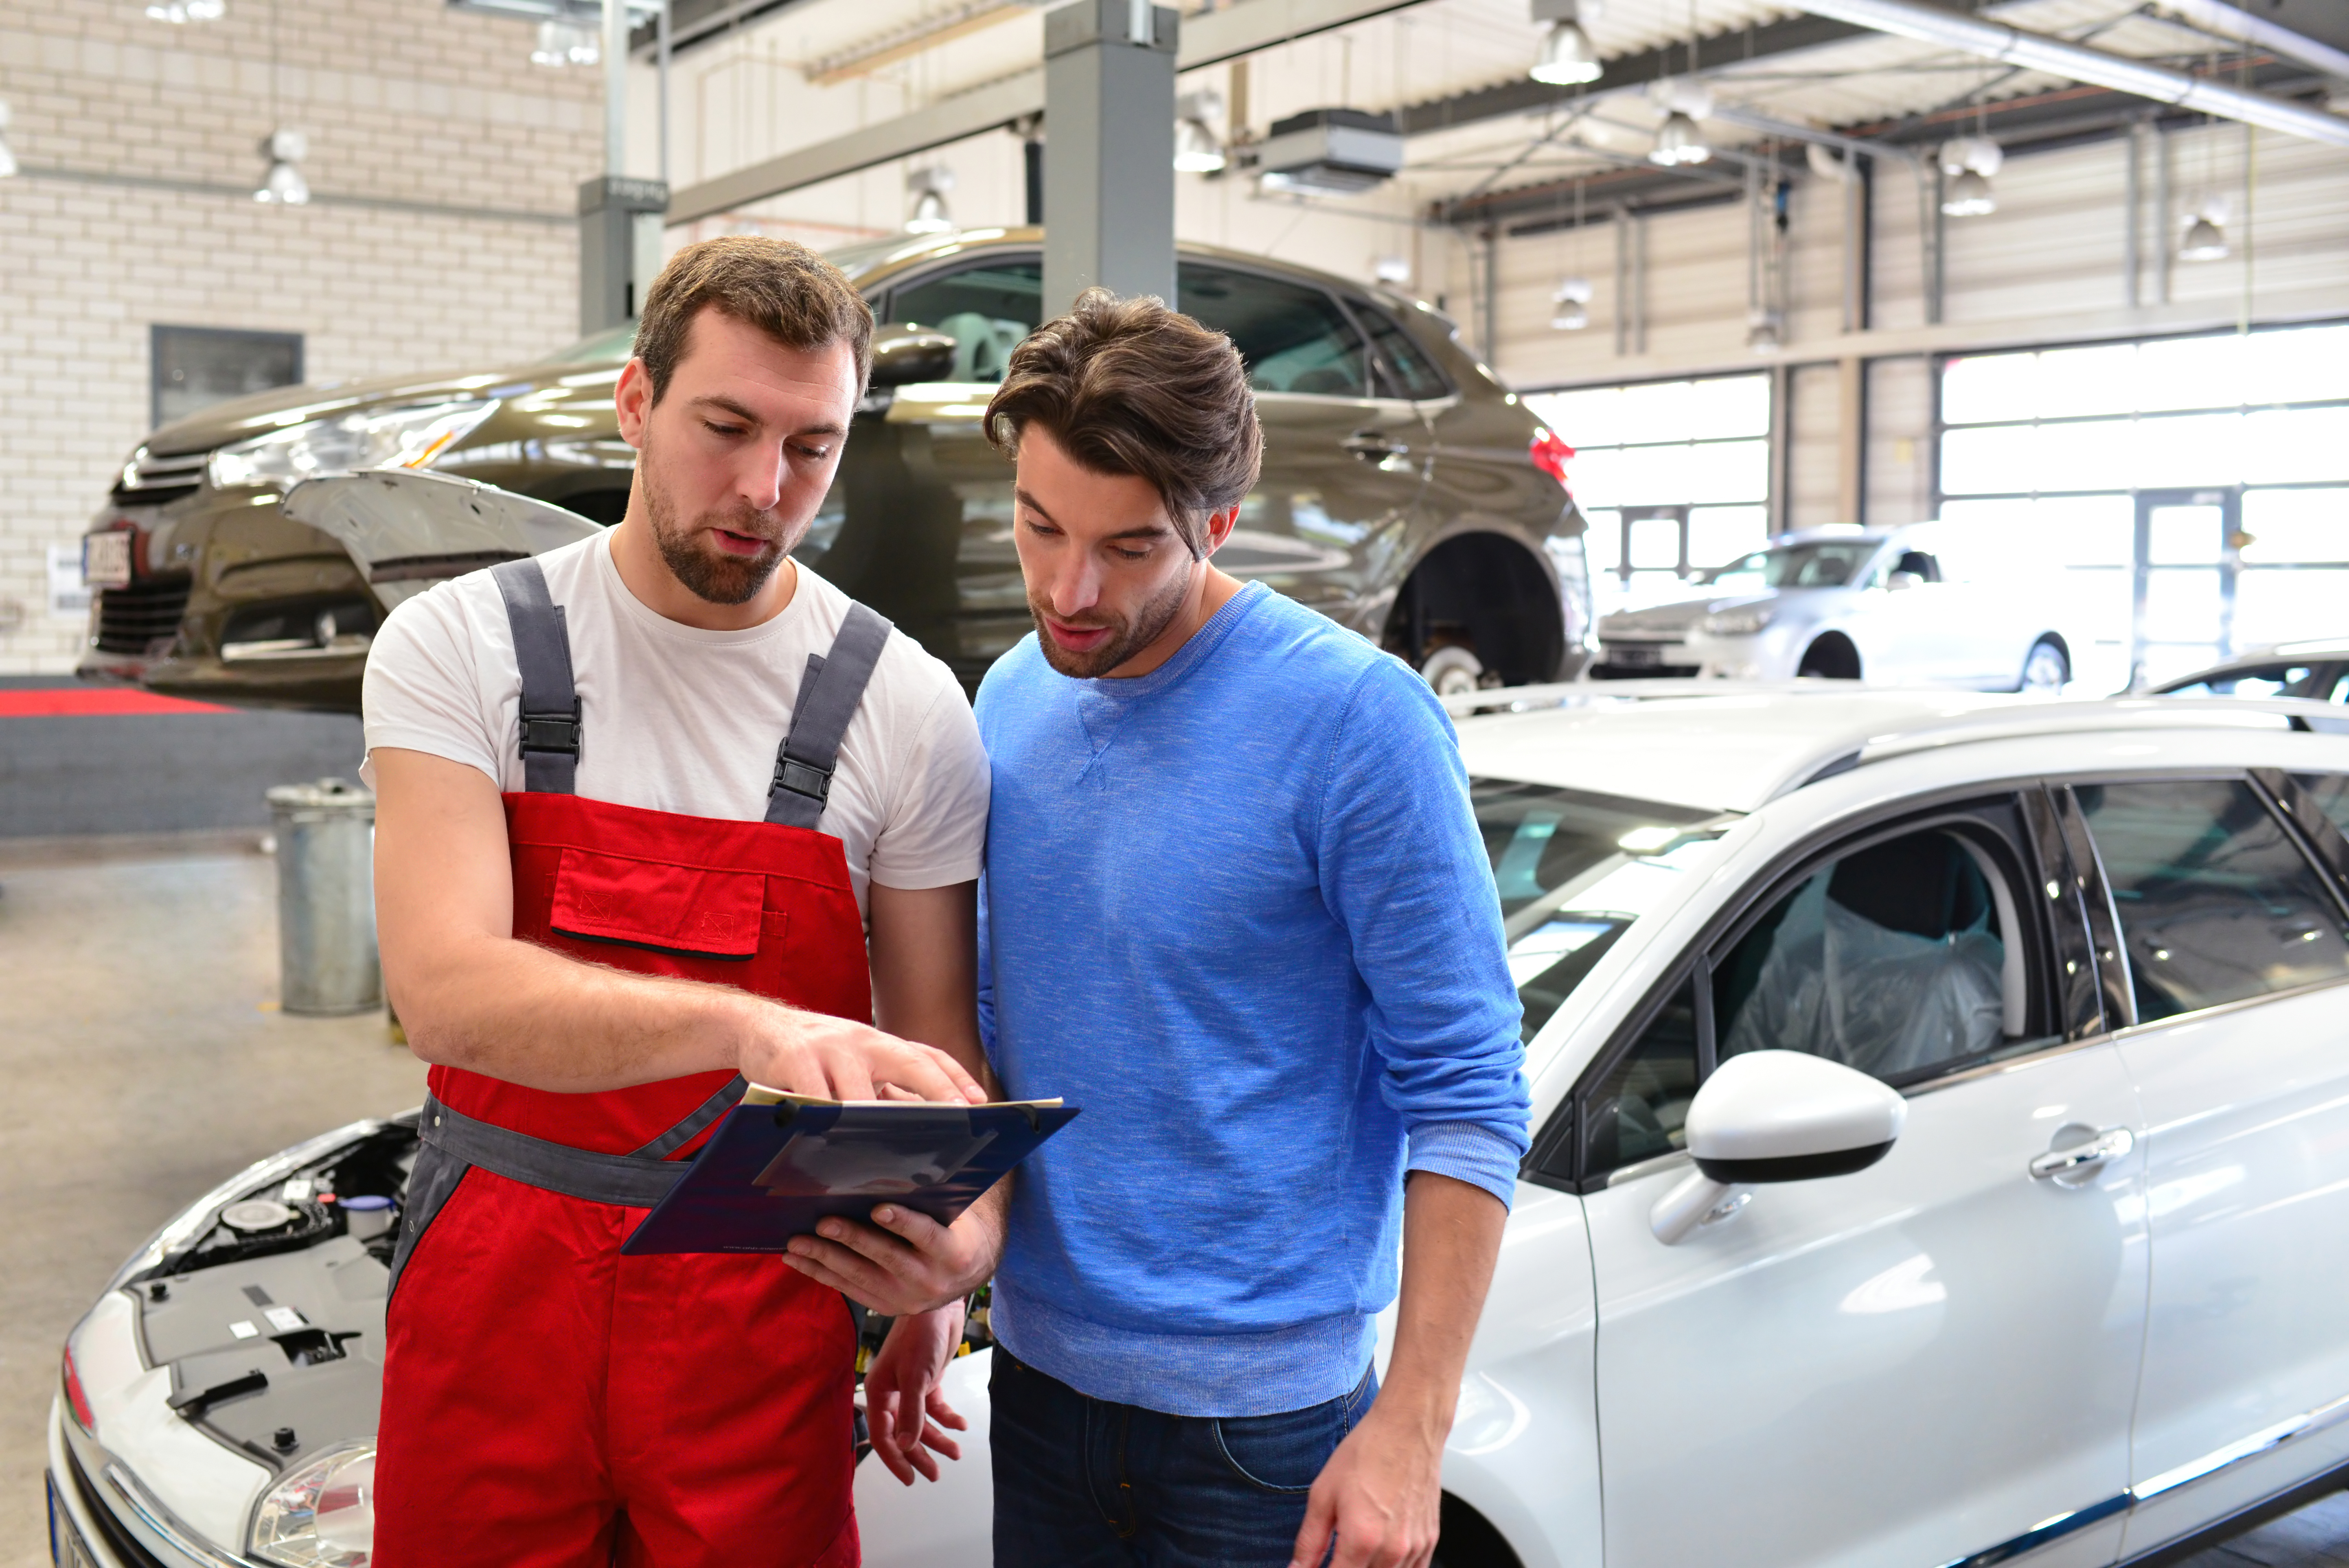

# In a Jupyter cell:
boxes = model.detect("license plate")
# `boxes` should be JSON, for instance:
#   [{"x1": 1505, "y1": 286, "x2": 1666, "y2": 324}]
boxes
[
  {"x1": 82, "y1": 532, "x2": 132, "y2": 590},
  {"x1": 1608, "y1": 645, "x2": 1663, "y2": 667}
]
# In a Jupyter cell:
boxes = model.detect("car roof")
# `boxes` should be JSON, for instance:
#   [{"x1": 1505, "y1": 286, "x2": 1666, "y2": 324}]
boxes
[{"x1": 1449, "y1": 681, "x2": 2349, "y2": 813}]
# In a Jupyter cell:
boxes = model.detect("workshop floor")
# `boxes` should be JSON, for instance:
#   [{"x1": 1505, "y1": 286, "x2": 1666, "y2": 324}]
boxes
[
  {"x1": 0, "y1": 834, "x2": 425, "y2": 1566},
  {"x1": 1, "y1": 834, "x2": 2345, "y2": 1566}
]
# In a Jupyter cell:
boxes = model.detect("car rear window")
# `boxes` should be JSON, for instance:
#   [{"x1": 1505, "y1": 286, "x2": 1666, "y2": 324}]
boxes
[
  {"x1": 1179, "y1": 262, "x2": 1370, "y2": 397},
  {"x1": 1473, "y1": 779, "x2": 1721, "y2": 1042},
  {"x1": 1350, "y1": 300, "x2": 1453, "y2": 401}
]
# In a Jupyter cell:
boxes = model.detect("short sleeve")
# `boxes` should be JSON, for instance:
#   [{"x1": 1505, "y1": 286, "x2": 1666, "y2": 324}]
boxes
[
  {"x1": 866, "y1": 664, "x2": 990, "y2": 891},
  {"x1": 358, "y1": 586, "x2": 505, "y2": 791}
]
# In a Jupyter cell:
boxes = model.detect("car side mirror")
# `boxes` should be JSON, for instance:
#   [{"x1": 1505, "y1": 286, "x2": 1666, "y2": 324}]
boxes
[
  {"x1": 868, "y1": 324, "x2": 960, "y2": 388},
  {"x1": 1649, "y1": 1050, "x2": 1906, "y2": 1244},
  {"x1": 1885, "y1": 570, "x2": 1924, "y2": 592}
]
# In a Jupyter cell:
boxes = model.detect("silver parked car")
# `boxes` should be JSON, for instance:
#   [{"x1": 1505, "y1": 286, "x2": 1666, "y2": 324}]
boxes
[{"x1": 1592, "y1": 526, "x2": 2072, "y2": 692}]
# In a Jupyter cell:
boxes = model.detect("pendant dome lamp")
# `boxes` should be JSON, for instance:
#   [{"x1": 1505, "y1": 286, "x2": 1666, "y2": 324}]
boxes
[
  {"x1": 1651, "y1": 109, "x2": 1710, "y2": 166},
  {"x1": 2179, "y1": 212, "x2": 2229, "y2": 261}
]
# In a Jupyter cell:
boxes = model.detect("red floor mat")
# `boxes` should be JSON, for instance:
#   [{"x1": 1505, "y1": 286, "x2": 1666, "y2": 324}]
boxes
[{"x1": 0, "y1": 689, "x2": 230, "y2": 717}]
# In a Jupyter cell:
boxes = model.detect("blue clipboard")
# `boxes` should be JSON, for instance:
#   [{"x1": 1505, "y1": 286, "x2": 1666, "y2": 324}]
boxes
[{"x1": 620, "y1": 1092, "x2": 1079, "y2": 1256}]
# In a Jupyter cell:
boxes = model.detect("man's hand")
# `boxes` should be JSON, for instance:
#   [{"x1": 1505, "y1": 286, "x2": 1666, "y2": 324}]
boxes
[
  {"x1": 783, "y1": 1192, "x2": 1006, "y2": 1316},
  {"x1": 738, "y1": 1009, "x2": 986, "y2": 1106},
  {"x1": 862, "y1": 1305, "x2": 972, "y2": 1485},
  {"x1": 1289, "y1": 1400, "x2": 1444, "y2": 1568}
]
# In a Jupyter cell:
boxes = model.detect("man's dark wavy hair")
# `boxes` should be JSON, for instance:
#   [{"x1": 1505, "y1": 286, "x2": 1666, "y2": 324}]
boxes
[{"x1": 984, "y1": 288, "x2": 1263, "y2": 557}]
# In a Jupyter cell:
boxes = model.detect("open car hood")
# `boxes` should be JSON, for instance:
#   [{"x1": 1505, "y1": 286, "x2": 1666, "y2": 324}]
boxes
[{"x1": 282, "y1": 469, "x2": 601, "y2": 609}]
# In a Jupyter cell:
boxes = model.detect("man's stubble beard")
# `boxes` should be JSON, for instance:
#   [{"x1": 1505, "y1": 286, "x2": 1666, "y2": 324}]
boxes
[
  {"x1": 1029, "y1": 564, "x2": 1195, "y2": 679},
  {"x1": 639, "y1": 432, "x2": 796, "y2": 607}
]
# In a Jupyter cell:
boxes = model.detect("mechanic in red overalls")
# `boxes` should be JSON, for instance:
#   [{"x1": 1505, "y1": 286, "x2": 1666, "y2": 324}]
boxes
[{"x1": 361, "y1": 238, "x2": 1006, "y2": 1565}]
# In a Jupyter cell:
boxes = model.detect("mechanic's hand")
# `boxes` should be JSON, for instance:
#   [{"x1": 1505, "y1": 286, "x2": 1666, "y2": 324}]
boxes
[
  {"x1": 784, "y1": 1197, "x2": 1005, "y2": 1316},
  {"x1": 739, "y1": 1005, "x2": 985, "y2": 1105},
  {"x1": 1289, "y1": 1398, "x2": 1445, "y2": 1568},
  {"x1": 863, "y1": 1305, "x2": 971, "y2": 1485}
]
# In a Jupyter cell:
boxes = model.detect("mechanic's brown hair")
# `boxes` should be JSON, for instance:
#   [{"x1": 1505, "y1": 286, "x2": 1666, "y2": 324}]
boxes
[
  {"x1": 984, "y1": 288, "x2": 1262, "y2": 557},
  {"x1": 635, "y1": 236, "x2": 874, "y2": 403}
]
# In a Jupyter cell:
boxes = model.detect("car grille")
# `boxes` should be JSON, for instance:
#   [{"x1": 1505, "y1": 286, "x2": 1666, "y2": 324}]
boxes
[
  {"x1": 110, "y1": 446, "x2": 210, "y2": 507},
  {"x1": 92, "y1": 578, "x2": 193, "y2": 657},
  {"x1": 57, "y1": 1441, "x2": 171, "y2": 1568}
]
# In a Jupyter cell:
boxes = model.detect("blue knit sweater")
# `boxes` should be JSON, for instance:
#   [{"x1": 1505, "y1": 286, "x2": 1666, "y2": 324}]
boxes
[{"x1": 974, "y1": 583, "x2": 1529, "y2": 1417}]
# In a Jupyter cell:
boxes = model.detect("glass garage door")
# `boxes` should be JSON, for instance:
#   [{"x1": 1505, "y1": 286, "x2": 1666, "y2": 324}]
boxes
[
  {"x1": 1935, "y1": 322, "x2": 2349, "y2": 692},
  {"x1": 1526, "y1": 374, "x2": 1771, "y2": 619}
]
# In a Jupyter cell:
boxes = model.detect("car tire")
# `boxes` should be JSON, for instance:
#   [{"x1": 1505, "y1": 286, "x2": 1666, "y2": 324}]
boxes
[
  {"x1": 1795, "y1": 635, "x2": 1861, "y2": 681},
  {"x1": 2019, "y1": 637, "x2": 2069, "y2": 693},
  {"x1": 1420, "y1": 645, "x2": 1485, "y2": 698}
]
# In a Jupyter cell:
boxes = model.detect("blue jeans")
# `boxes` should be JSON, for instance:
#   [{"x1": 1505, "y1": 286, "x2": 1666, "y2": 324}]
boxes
[{"x1": 989, "y1": 1348, "x2": 1378, "y2": 1567}]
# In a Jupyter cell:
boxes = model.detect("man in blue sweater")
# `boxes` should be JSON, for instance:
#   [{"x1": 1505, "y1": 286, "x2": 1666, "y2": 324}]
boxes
[{"x1": 807, "y1": 290, "x2": 1527, "y2": 1566}]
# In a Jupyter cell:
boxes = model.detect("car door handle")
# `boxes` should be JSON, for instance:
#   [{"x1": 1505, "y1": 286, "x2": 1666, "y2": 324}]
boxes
[
  {"x1": 1341, "y1": 431, "x2": 1409, "y2": 460},
  {"x1": 2029, "y1": 1126, "x2": 2134, "y2": 1184}
]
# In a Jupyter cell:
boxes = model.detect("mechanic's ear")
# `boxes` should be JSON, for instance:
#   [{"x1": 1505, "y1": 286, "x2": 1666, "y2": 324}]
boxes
[{"x1": 614, "y1": 357, "x2": 653, "y2": 450}]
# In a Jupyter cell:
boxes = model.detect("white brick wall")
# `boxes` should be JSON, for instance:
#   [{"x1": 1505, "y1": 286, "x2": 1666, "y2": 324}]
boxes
[{"x1": 0, "y1": 0, "x2": 606, "y2": 672}]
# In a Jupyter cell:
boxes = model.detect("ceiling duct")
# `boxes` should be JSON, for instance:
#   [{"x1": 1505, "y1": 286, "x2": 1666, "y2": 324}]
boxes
[
  {"x1": 1256, "y1": 108, "x2": 1405, "y2": 195},
  {"x1": 1797, "y1": 0, "x2": 2349, "y2": 148}
]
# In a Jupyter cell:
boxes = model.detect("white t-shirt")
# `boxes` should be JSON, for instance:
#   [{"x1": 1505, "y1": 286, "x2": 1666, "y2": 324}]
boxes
[{"x1": 359, "y1": 532, "x2": 988, "y2": 915}]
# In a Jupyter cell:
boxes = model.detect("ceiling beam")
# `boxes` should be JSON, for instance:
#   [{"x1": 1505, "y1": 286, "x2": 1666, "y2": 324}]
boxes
[
  {"x1": 666, "y1": 0, "x2": 1432, "y2": 223},
  {"x1": 1795, "y1": 0, "x2": 2349, "y2": 146}
]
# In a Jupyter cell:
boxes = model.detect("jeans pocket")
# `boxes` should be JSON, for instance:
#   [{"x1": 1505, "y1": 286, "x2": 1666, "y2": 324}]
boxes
[{"x1": 1210, "y1": 1398, "x2": 1344, "y2": 1494}]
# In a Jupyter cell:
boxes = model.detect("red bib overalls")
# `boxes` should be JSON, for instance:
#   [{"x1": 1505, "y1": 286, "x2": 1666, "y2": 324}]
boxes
[{"x1": 373, "y1": 558, "x2": 896, "y2": 1567}]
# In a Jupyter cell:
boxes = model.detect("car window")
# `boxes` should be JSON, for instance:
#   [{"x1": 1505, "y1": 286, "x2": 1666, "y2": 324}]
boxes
[
  {"x1": 1701, "y1": 541, "x2": 1879, "y2": 589},
  {"x1": 2164, "y1": 662, "x2": 2316, "y2": 698},
  {"x1": 887, "y1": 259, "x2": 1042, "y2": 384},
  {"x1": 1473, "y1": 779, "x2": 1720, "y2": 1043},
  {"x1": 1178, "y1": 263, "x2": 1369, "y2": 396},
  {"x1": 1583, "y1": 976, "x2": 1699, "y2": 1178},
  {"x1": 1349, "y1": 299, "x2": 1452, "y2": 401},
  {"x1": 1890, "y1": 550, "x2": 1941, "y2": 582},
  {"x1": 2295, "y1": 774, "x2": 2349, "y2": 840},
  {"x1": 2076, "y1": 780, "x2": 2349, "y2": 1023},
  {"x1": 1714, "y1": 827, "x2": 2034, "y2": 1085}
]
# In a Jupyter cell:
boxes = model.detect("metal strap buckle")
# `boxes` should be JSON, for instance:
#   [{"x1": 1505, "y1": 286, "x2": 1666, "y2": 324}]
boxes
[
  {"x1": 773, "y1": 755, "x2": 832, "y2": 803},
  {"x1": 519, "y1": 707, "x2": 581, "y2": 757}
]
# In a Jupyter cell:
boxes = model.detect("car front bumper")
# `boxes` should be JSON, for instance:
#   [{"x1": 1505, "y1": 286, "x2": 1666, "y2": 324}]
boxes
[{"x1": 48, "y1": 1396, "x2": 253, "y2": 1568}]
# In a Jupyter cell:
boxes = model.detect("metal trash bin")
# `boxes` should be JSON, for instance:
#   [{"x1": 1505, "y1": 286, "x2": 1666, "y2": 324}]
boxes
[{"x1": 266, "y1": 778, "x2": 383, "y2": 1016}]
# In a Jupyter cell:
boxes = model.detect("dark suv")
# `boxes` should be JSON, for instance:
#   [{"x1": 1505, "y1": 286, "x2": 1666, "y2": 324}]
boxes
[{"x1": 80, "y1": 230, "x2": 1590, "y2": 706}]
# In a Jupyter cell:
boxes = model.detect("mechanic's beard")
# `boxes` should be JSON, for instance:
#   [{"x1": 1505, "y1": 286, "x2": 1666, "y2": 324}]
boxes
[
  {"x1": 1028, "y1": 566, "x2": 1194, "y2": 679},
  {"x1": 641, "y1": 443, "x2": 791, "y2": 606}
]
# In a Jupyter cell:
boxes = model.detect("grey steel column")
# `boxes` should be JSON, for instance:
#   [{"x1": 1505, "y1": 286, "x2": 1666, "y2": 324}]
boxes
[
  {"x1": 1042, "y1": 0, "x2": 1179, "y2": 313},
  {"x1": 579, "y1": 174, "x2": 671, "y2": 335}
]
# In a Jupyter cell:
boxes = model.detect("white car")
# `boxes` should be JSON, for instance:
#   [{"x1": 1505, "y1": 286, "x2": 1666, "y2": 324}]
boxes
[
  {"x1": 48, "y1": 687, "x2": 2349, "y2": 1568},
  {"x1": 1592, "y1": 527, "x2": 2073, "y2": 692}
]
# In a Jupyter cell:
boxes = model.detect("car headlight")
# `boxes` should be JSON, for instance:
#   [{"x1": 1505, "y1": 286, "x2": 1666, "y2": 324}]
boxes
[
  {"x1": 250, "y1": 1442, "x2": 375, "y2": 1567},
  {"x1": 209, "y1": 400, "x2": 498, "y2": 491},
  {"x1": 1702, "y1": 606, "x2": 1775, "y2": 637}
]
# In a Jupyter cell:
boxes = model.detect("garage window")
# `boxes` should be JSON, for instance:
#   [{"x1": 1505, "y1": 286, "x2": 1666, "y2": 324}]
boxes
[
  {"x1": 1523, "y1": 374, "x2": 1770, "y2": 619},
  {"x1": 1935, "y1": 320, "x2": 2349, "y2": 691}
]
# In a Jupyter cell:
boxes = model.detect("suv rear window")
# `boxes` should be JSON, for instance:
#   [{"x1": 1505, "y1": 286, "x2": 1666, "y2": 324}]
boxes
[
  {"x1": 1351, "y1": 300, "x2": 1452, "y2": 401},
  {"x1": 1178, "y1": 262, "x2": 1369, "y2": 397}
]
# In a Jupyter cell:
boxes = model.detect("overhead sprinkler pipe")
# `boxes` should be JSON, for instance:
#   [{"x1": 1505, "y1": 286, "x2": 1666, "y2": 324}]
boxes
[{"x1": 1795, "y1": 0, "x2": 2349, "y2": 148}]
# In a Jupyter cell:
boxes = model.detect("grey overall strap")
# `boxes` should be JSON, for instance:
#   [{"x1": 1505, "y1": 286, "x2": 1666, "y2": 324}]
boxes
[
  {"x1": 631, "y1": 1074, "x2": 747, "y2": 1158},
  {"x1": 420, "y1": 1096, "x2": 697, "y2": 1209},
  {"x1": 766, "y1": 602, "x2": 894, "y2": 830},
  {"x1": 490, "y1": 558, "x2": 581, "y2": 795}
]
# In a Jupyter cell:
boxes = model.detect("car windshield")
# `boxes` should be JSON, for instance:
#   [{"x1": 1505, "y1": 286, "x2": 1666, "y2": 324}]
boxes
[
  {"x1": 1702, "y1": 540, "x2": 1881, "y2": 589},
  {"x1": 2161, "y1": 662, "x2": 2336, "y2": 699},
  {"x1": 536, "y1": 325, "x2": 638, "y2": 366},
  {"x1": 1473, "y1": 779, "x2": 1724, "y2": 1042}
]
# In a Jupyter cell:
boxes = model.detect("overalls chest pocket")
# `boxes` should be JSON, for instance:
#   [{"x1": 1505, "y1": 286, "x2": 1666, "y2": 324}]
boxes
[{"x1": 549, "y1": 846, "x2": 780, "y2": 961}]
